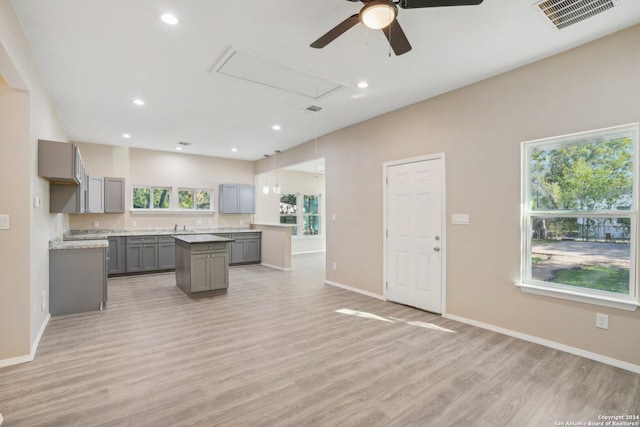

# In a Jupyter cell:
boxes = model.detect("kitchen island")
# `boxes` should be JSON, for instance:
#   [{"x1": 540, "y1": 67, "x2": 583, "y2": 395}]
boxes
[{"x1": 174, "y1": 234, "x2": 234, "y2": 297}]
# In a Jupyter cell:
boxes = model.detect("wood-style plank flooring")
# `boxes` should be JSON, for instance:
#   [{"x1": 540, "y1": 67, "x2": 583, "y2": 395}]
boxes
[{"x1": 1, "y1": 253, "x2": 639, "y2": 426}]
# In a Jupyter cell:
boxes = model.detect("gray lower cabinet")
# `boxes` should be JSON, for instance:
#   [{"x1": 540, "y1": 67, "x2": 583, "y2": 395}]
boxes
[
  {"x1": 50, "y1": 246, "x2": 107, "y2": 315},
  {"x1": 158, "y1": 236, "x2": 176, "y2": 269},
  {"x1": 107, "y1": 237, "x2": 126, "y2": 274},
  {"x1": 229, "y1": 232, "x2": 261, "y2": 264},
  {"x1": 126, "y1": 236, "x2": 158, "y2": 272}
]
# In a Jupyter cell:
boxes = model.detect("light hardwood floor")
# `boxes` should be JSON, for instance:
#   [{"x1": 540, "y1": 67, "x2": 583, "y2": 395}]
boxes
[{"x1": 1, "y1": 253, "x2": 639, "y2": 426}]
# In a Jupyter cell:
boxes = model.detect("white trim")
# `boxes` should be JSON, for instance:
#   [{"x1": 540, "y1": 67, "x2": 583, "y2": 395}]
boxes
[
  {"x1": 520, "y1": 123, "x2": 639, "y2": 306},
  {"x1": 0, "y1": 314, "x2": 50, "y2": 368},
  {"x1": 382, "y1": 153, "x2": 447, "y2": 315},
  {"x1": 444, "y1": 313, "x2": 640, "y2": 374},
  {"x1": 516, "y1": 282, "x2": 639, "y2": 311},
  {"x1": 260, "y1": 263, "x2": 291, "y2": 272},
  {"x1": 325, "y1": 280, "x2": 386, "y2": 301},
  {"x1": 291, "y1": 250, "x2": 326, "y2": 255},
  {"x1": 130, "y1": 209, "x2": 215, "y2": 215}
]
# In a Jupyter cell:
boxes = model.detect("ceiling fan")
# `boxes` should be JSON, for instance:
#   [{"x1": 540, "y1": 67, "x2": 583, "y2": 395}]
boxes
[{"x1": 310, "y1": 0, "x2": 484, "y2": 56}]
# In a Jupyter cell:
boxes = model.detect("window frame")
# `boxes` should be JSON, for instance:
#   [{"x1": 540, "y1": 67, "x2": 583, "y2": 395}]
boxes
[
  {"x1": 131, "y1": 186, "x2": 172, "y2": 211},
  {"x1": 518, "y1": 123, "x2": 640, "y2": 311},
  {"x1": 177, "y1": 187, "x2": 214, "y2": 211},
  {"x1": 279, "y1": 193, "x2": 322, "y2": 237}
]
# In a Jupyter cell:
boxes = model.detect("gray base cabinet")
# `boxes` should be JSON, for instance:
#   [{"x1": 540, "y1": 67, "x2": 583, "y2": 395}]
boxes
[
  {"x1": 175, "y1": 238, "x2": 230, "y2": 297},
  {"x1": 158, "y1": 236, "x2": 176, "y2": 270},
  {"x1": 50, "y1": 247, "x2": 107, "y2": 315},
  {"x1": 228, "y1": 232, "x2": 261, "y2": 264},
  {"x1": 108, "y1": 237, "x2": 126, "y2": 274},
  {"x1": 126, "y1": 236, "x2": 158, "y2": 272}
]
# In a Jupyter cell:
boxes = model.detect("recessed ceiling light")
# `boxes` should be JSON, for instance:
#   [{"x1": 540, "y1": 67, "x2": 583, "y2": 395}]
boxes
[
  {"x1": 231, "y1": 148, "x2": 238, "y2": 152},
  {"x1": 175, "y1": 146, "x2": 183, "y2": 151},
  {"x1": 160, "y1": 13, "x2": 179, "y2": 26},
  {"x1": 272, "y1": 124, "x2": 281, "y2": 131},
  {"x1": 122, "y1": 133, "x2": 131, "y2": 139},
  {"x1": 357, "y1": 81, "x2": 369, "y2": 89},
  {"x1": 133, "y1": 98, "x2": 145, "y2": 106}
]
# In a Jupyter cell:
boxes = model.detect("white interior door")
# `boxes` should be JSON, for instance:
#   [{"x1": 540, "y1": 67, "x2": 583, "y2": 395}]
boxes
[{"x1": 386, "y1": 157, "x2": 443, "y2": 313}]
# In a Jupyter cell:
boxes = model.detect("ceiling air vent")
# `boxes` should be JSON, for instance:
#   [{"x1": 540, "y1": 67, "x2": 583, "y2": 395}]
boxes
[
  {"x1": 178, "y1": 141, "x2": 191, "y2": 146},
  {"x1": 535, "y1": 0, "x2": 618, "y2": 30},
  {"x1": 304, "y1": 105, "x2": 323, "y2": 113}
]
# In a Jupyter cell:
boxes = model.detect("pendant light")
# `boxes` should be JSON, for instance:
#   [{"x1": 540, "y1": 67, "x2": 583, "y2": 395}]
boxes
[
  {"x1": 262, "y1": 154, "x2": 270, "y2": 195},
  {"x1": 273, "y1": 150, "x2": 282, "y2": 194}
]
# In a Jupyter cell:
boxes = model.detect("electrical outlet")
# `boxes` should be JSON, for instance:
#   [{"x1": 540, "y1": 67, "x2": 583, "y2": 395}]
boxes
[
  {"x1": 452, "y1": 214, "x2": 470, "y2": 225},
  {"x1": 596, "y1": 313, "x2": 608, "y2": 330},
  {"x1": 0, "y1": 214, "x2": 10, "y2": 230},
  {"x1": 93, "y1": 221, "x2": 100, "y2": 228},
  {"x1": 196, "y1": 220, "x2": 202, "y2": 226},
  {"x1": 332, "y1": 213, "x2": 336, "y2": 222},
  {"x1": 132, "y1": 220, "x2": 137, "y2": 227},
  {"x1": 332, "y1": 261, "x2": 337, "y2": 270}
]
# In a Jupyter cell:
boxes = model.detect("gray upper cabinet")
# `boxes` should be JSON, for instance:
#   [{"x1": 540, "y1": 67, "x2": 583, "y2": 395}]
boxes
[
  {"x1": 49, "y1": 163, "x2": 87, "y2": 214},
  {"x1": 104, "y1": 177, "x2": 125, "y2": 213},
  {"x1": 219, "y1": 184, "x2": 255, "y2": 214},
  {"x1": 87, "y1": 175, "x2": 104, "y2": 213},
  {"x1": 38, "y1": 140, "x2": 84, "y2": 184}
]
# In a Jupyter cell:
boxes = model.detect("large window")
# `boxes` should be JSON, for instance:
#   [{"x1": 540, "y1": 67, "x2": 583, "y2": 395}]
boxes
[
  {"x1": 520, "y1": 123, "x2": 638, "y2": 310},
  {"x1": 132, "y1": 186, "x2": 171, "y2": 210},
  {"x1": 280, "y1": 193, "x2": 321, "y2": 236},
  {"x1": 178, "y1": 188, "x2": 212, "y2": 211}
]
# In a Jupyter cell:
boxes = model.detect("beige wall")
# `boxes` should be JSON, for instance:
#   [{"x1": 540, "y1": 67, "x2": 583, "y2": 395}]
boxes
[
  {"x1": 255, "y1": 168, "x2": 326, "y2": 253},
  {"x1": 255, "y1": 25, "x2": 640, "y2": 366},
  {"x1": 69, "y1": 143, "x2": 255, "y2": 231},
  {"x1": 0, "y1": 0, "x2": 67, "y2": 362}
]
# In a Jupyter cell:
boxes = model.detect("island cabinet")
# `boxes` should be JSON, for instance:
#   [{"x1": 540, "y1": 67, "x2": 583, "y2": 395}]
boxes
[
  {"x1": 174, "y1": 235, "x2": 233, "y2": 297},
  {"x1": 126, "y1": 236, "x2": 158, "y2": 272}
]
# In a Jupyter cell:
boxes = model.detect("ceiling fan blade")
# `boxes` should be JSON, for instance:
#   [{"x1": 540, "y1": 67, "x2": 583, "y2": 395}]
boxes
[
  {"x1": 310, "y1": 14, "x2": 360, "y2": 49},
  {"x1": 399, "y1": 0, "x2": 483, "y2": 9},
  {"x1": 381, "y1": 20, "x2": 412, "y2": 56}
]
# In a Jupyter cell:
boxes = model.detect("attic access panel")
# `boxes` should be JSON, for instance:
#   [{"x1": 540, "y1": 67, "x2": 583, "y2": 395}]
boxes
[{"x1": 212, "y1": 48, "x2": 344, "y2": 100}]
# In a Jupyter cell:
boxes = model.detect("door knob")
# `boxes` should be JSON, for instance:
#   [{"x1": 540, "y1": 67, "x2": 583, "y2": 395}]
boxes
[{"x1": 433, "y1": 246, "x2": 440, "y2": 252}]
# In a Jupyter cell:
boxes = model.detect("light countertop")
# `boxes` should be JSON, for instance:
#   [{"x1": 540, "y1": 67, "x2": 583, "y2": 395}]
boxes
[
  {"x1": 49, "y1": 239, "x2": 109, "y2": 250},
  {"x1": 64, "y1": 228, "x2": 260, "y2": 241},
  {"x1": 173, "y1": 234, "x2": 234, "y2": 244}
]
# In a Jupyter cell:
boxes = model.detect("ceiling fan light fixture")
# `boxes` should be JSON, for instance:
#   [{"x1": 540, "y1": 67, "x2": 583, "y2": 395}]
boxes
[{"x1": 360, "y1": 1, "x2": 398, "y2": 30}]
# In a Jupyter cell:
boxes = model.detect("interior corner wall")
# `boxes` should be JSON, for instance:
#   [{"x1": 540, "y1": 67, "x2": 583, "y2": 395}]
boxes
[
  {"x1": 0, "y1": 0, "x2": 68, "y2": 361},
  {"x1": 256, "y1": 24, "x2": 640, "y2": 366},
  {"x1": 0, "y1": 87, "x2": 31, "y2": 360}
]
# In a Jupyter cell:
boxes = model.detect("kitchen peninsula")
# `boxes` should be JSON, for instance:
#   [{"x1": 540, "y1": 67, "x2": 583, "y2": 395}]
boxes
[{"x1": 174, "y1": 234, "x2": 234, "y2": 297}]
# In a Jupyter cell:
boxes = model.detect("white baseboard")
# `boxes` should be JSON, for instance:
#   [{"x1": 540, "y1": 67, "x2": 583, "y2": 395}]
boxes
[
  {"x1": 0, "y1": 314, "x2": 50, "y2": 369},
  {"x1": 444, "y1": 313, "x2": 640, "y2": 375},
  {"x1": 261, "y1": 263, "x2": 291, "y2": 272},
  {"x1": 324, "y1": 280, "x2": 386, "y2": 301}
]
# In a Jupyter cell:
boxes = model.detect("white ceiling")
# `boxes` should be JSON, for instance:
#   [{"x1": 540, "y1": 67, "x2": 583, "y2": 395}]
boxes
[{"x1": 11, "y1": 0, "x2": 640, "y2": 161}]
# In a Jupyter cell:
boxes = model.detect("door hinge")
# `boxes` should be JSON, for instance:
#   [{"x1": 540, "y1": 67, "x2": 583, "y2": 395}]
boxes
[
  {"x1": 386, "y1": 281, "x2": 388, "y2": 289},
  {"x1": 386, "y1": 229, "x2": 388, "y2": 238},
  {"x1": 386, "y1": 177, "x2": 388, "y2": 185}
]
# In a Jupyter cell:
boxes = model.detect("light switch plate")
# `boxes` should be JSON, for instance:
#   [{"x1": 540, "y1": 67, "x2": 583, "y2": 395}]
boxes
[
  {"x1": 452, "y1": 214, "x2": 469, "y2": 225},
  {"x1": 0, "y1": 214, "x2": 10, "y2": 230}
]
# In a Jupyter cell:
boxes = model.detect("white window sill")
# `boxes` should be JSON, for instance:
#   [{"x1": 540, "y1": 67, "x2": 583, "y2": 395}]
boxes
[
  {"x1": 515, "y1": 282, "x2": 639, "y2": 311},
  {"x1": 130, "y1": 209, "x2": 215, "y2": 215}
]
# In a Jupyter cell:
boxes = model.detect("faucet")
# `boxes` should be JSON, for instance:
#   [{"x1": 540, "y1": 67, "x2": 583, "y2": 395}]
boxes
[
  {"x1": 174, "y1": 224, "x2": 178, "y2": 231},
  {"x1": 183, "y1": 225, "x2": 186, "y2": 231}
]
